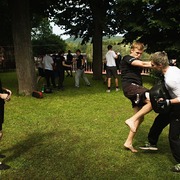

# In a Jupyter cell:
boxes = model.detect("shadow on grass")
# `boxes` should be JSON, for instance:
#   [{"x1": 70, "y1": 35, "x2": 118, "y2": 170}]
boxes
[{"x1": 0, "y1": 128, "x2": 143, "y2": 179}]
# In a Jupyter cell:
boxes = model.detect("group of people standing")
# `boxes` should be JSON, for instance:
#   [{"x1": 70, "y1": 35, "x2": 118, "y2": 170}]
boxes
[
  {"x1": 36, "y1": 49, "x2": 91, "y2": 91},
  {"x1": 1, "y1": 42, "x2": 180, "y2": 173}
]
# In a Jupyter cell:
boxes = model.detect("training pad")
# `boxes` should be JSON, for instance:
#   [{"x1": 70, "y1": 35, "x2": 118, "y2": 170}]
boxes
[{"x1": 149, "y1": 83, "x2": 171, "y2": 113}]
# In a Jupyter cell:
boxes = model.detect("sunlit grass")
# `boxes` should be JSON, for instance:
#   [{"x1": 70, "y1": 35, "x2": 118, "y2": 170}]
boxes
[{"x1": 0, "y1": 72, "x2": 179, "y2": 179}]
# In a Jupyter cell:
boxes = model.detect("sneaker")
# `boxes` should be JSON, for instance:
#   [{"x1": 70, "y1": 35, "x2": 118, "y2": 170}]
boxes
[
  {"x1": 139, "y1": 142, "x2": 158, "y2": 151},
  {"x1": 116, "y1": 88, "x2": 120, "y2": 92},
  {"x1": 106, "y1": 89, "x2": 110, "y2": 93},
  {"x1": 171, "y1": 164, "x2": 180, "y2": 172}
]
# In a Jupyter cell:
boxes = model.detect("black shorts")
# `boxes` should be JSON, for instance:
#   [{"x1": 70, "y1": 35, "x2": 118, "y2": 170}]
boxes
[
  {"x1": 106, "y1": 66, "x2": 118, "y2": 78},
  {"x1": 0, "y1": 99, "x2": 4, "y2": 125},
  {"x1": 38, "y1": 68, "x2": 45, "y2": 77},
  {"x1": 122, "y1": 82, "x2": 149, "y2": 107}
]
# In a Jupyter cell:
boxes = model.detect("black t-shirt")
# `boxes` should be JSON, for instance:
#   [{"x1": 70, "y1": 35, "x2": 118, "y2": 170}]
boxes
[
  {"x1": 76, "y1": 55, "x2": 84, "y2": 69},
  {"x1": 66, "y1": 53, "x2": 73, "y2": 64},
  {"x1": 55, "y1": 55, "x2": 65, "y2": 71},
  {"x1": 0, "y1": 80, "x2": 2, "y2": 93},
  {"x1": 121, "y1": 55, "x2": 143, "y2": 85},
  {"x1": 0, "y1": 79, "x2": 4, "y2": 123}
]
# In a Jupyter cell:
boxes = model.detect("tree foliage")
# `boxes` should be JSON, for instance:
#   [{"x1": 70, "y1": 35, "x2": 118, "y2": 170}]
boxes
[
  {"x1": 116, "y1": 0, "x2": 180, "y2": 59},
  {"x1": 49, "y1": 0, "x2": 120, "y2": 43},
  {"x1": 47, "y1": 0, "x2": 180, "y2": 60},
  {"x1": 32, "y1": 18, "x2": 66, "y2": 56},
  {"x1": 0, "y1": 0, "x2": 180, "y2": 93},
  {"x1": 47, "y1": 0, "x2": 120, "y2": 79},
  {"x1": 0, "y1": 0, "x2": 13, "y2": 46}
]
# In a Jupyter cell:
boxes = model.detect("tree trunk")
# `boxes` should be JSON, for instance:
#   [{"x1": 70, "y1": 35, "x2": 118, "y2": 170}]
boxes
[
  {"x1": 10, "y1": 0, "x2": 36, "y2": 95},
  {"x1": 92, "y1": 23, "x2": 103, "y2": 80},
  {"x1": 89, "y1": 0, "x2": 104, "y2": 80}
]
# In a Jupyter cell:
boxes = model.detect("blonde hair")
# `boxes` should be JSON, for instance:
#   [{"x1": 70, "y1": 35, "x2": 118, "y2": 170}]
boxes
[
  {"x1": 151, "y1": 51, "x2": 169, "y2": 68},
  {"x1": 131, "y1": 41, "x2": 145, "y2": 51}
]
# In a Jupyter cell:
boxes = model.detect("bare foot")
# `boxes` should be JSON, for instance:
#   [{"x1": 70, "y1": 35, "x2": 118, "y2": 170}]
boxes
[
  {"x1": 124, "y1": 144, "x2": 138, "y2": 153},
  {"x1": 125, "y1": 119, "x2": 136, "y2": 133}
]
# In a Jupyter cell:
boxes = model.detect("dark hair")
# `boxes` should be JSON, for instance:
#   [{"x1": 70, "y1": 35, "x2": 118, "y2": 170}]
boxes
[
  {"x1": 76, "y1": 49, "x2": 81, "y2": 53},
  {"x1": 58, "y1": 50, "x2": 64, "y2": 56},
  {"x1": 107, "y1": 45, "x2": 112, "y2": 50}
]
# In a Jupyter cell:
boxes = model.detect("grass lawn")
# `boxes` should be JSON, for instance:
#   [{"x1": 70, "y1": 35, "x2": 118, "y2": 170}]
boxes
[{"x1": 0, "y1": 71, "x2": 179, "y2": 179}]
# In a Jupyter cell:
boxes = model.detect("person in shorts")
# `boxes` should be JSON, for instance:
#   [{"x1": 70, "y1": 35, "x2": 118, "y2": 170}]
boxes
[
  {"x1": 121, "y1": 41, "x2": 152, "y2": 152},
  {"x1": 105, "y1": 45, "x2": 119, "y2": 92}
]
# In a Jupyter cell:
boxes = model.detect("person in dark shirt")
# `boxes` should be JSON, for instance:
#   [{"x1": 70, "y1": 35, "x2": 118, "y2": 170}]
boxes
[
  {"x1": 121, "y1": 41, "x2": 151, "y2": 152},
  {"x1": 0, "y1": 47, "x2": 12, "y2": 170},
  {"x1": 75, "y1": 49, "x2": 90, "y2": 88},
  {"x1": 65, "y1": 50, "x2": 73, "y2": 77},
  {"x1": 55, "y1": 51, "x2": 72, "y2": 90},
  {"x1": 115, "y1": 52, "x2": 122, "y2": 73}
]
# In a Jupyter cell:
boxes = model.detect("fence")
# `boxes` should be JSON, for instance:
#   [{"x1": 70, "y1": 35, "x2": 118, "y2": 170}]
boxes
[
  {"x1": 1, "y1": 58, "x2": 151, "y2": 75},
  {"x1": 72, "y1": 61, "x2": 151, "y2": 75}
]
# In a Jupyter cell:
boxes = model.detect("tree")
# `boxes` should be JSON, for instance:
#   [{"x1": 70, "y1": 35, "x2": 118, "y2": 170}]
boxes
[
  {"x1": 116, "y1": 0, "x2": 180, "y2": 60},
  {"x1": 0, "y1": 1, "x2": 13, "y2": 46},
  {"x1": 1, "y1": 0, "x2": 65, "y2": 95},
  {"x1": 32, "y1": 18, "x2": 66, "y2": 56},
  {"x1": 1, "y1": 0, "x2": 180, "y2": 95},
  {"x1": 50, "y1": 0, "x2": 180, "y2": 63},
  {"x1": 8, "y1": 0, "x2": 36, "y2": 95},
  {"x1": 50, "y1": 0, "x2": 120, "y2": 80}
]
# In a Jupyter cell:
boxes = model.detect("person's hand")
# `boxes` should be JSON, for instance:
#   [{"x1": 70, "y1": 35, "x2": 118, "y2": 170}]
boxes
[
  {"x1": 5, "y1": 89, "x2": 12, "y2": 101},
  {"x1": 157, "y1": 99, "x2": 171, "y2": 109},
  {"x1": 0, "y1": 93, "x2": 8, "y2": 100}
]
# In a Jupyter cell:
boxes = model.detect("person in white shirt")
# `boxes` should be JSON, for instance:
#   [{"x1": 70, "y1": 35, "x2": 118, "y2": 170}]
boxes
[
  {"x1": 105, "y1": 45, "x2": 119, "y2": 92},
  {"x1": 42, "y1": 54, "x2": 56, "y2": 88},
  {"x1": 142, "y1": 51, "x2": 180, "y2": 172}
]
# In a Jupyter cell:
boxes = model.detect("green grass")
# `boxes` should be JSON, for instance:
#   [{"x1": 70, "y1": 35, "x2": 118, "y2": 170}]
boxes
[{"x1": 0, "y1": 72, "x2": 179, "y2": 179}]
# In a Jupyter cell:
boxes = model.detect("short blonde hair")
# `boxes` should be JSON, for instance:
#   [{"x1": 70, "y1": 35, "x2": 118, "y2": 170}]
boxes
[
  {"x1": 131, "y1": 41, "x2": 145, "y2": 51},
  {"x1": 151, "y1": 51, "x2": 169, "y2": 68}
]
